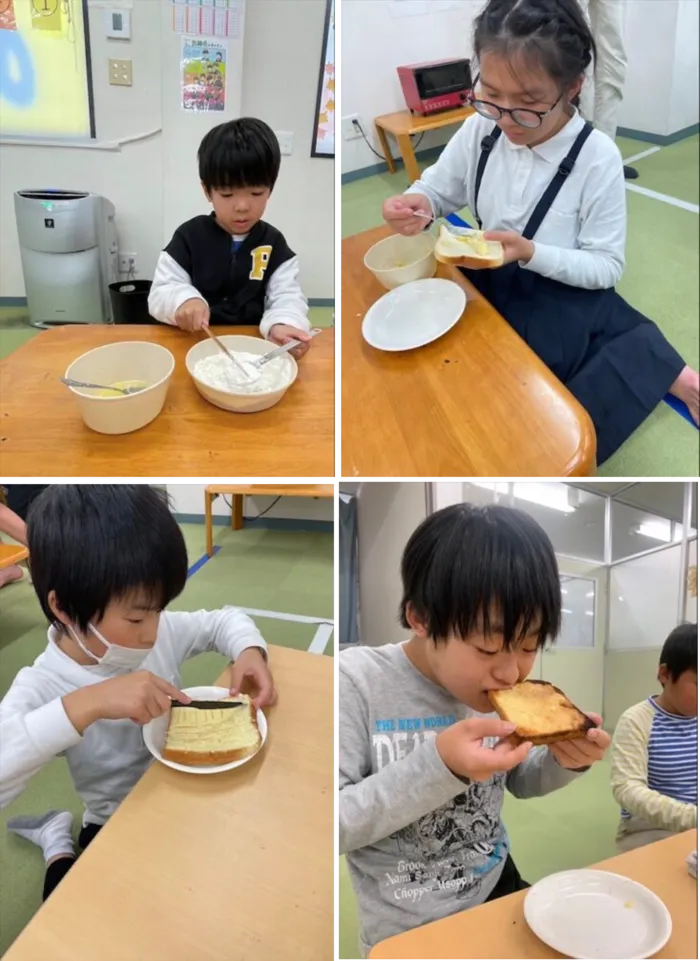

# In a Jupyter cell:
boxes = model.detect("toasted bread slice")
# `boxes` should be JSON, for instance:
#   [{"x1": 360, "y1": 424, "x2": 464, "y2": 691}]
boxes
[
  {"x1": 488, "y1": 680, "x2": 595, "y2": 745},
  {"x1": 163, "y1": 694, "x2": 261, "y2": 766},
  {"x1": 433, "y1": 224, "x2": 504, "y2": 269}
]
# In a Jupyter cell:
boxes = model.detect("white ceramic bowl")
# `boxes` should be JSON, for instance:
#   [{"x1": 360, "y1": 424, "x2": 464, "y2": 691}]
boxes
[
  {"x1": 364, "y1": 232, "x2": 437, "y2": 290},
  {"x1": 64, "y1": 341, "x2": 175, "y2": 435},
  {"x1": 185, "y1": 334, "x2": 297, "y2": 413}
]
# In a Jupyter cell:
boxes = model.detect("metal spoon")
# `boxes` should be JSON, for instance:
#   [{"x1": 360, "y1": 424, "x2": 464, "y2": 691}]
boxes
[
  {"x1": 61, "y1": 377, "x2": 145, "y2": 395},
  {"x1": 252, "y1": 328, "x2": 323, "y2": 369},
  {"x1": 203, "y1": 326, "x2": 256, "y2": 381}
]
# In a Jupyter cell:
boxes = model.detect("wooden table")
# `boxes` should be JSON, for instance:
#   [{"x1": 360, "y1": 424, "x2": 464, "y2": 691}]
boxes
[
  {"x1": 370, "y1": 831, "x2": 697, "y2": 959},
  {"x1": 0, "y1": 325, "x2": 334, "y2": 477},
  {"x1": 204, "y1": 484, "x2": 335, "y2": 557},
  {"x1": 2, "y1": 645, "x2": 333, "y2": 961},
  {"x1": 0, "y1": 543, "x2": 28, "y2": 568},
  {"x1": 374, "y1": 105, "x2": 474, "y2": 184},
  {"x1": 341, "y1": 226, "x2": 596, "y2": 476}
]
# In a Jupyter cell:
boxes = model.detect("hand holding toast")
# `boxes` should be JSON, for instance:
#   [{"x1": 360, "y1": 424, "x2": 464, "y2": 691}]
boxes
[
  {"x1": 548, "y1": 712, "x2": 610, "y2": 769},
  {"x1": 436, "y1": 717, "x2": 533, "y2": 783},
  {"x1": 483, "y1": 231, "x2": 534, "y2": 266}
]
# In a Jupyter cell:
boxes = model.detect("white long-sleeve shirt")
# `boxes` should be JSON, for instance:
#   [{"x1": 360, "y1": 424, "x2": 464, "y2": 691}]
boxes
[
  {"x1": 0, "y1": 609, "x2": 266, "y2": 825},
  {"x1": 406, "y1": 108, "x2": 626, "y2": 290},
  {"x1": 148, "y1": 249, "x2": 310, "y2": 340}
]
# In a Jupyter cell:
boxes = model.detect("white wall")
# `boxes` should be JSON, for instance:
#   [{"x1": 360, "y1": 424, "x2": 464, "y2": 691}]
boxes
[
  {"x1": 669, "y1": 0, "x2": 700, "y2": 133},
  {"x1": 0, "y1": 0, "x2": 333, "y2": 300},
  {"x1": 341, "y1": 0, "x2": 699, "y2": 176},
  {"x1": 356, "y1": 482, "x2": 427, "y2": 645},
  {"x1": 609, "y1": 545, "x2": 683, "y2": 650},
  {"x1": 166, "y1": 484, "x2": 333, "y2": 523}
]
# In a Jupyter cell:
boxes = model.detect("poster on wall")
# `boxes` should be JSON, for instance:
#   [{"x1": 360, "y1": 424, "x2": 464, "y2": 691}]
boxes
[
  {"x1": 172, "y1": 0, "x2": 242, "y2": 39},
  {"x1": 180, "y1": 36, "x2": 227, "y2": 112},
  {"x1": 311, "y1": 0, "x2": 334, "y2": 158}
]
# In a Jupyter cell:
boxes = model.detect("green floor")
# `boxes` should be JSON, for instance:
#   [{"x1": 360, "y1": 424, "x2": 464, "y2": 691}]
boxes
[
  {"x1": 342, "y1": 134, "x2": 700, "y2": 477},
  {"x1": 340, "y1": 757, "x2": 620, "y2": 959},
  {"x1": 0, "y1": 521, "x2": 332, "y2": 957}
]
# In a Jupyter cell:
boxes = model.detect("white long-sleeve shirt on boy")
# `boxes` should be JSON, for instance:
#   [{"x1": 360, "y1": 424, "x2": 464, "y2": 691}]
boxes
[
  {"x1": 0, "y1": 608, "x2": 266, "y2": 826},
  {"x1": 406, "y1": 108, "x2": 626, "y2": 290},
  {"x1": 340, "y1": 643, "x2": 588, "y2": 956}
]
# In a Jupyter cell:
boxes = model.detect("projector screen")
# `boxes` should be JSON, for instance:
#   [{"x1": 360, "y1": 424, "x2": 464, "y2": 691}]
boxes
[{"x1": 0, "y1": 0, "x2": 95, "y2": 140}]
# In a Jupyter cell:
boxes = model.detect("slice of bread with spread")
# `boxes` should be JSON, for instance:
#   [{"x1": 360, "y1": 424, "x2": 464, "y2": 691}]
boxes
[
  {"x1": 163, "y1": 694, "x2": 261, "y2": 766},
  {"x1": 488, "y1": 680, "x2": 595, "y2": 745}
]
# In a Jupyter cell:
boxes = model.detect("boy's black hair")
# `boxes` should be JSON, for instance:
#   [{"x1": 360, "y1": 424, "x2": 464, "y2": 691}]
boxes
[
  {"x1": 399, "y1": 503, "x2": 561, "y2": 648},
  {"x1": 659, "y1": 623, "x2": 698, "y2": 682},
  {"x1": 27, "y1": 485, "x2": 188, "y2": 632},
  {"x1": 473, "y1": 0, "x2": 596, "y2": 101},
  {"x1": 198, "y1": 117, "x2": 281, "y2": 192}
]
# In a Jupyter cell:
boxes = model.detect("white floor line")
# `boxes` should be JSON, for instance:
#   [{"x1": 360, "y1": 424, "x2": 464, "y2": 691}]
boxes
[
  {"x1": 622, "y1": 146, "x2": 661, "y2": 165},
  {"x1": 308, "y1": 622, "x2": 334, "y2": 655},
  {"x1": 239, "y1": 605, "x2": 332, "y2": 625},
  {"x1": 625, "y1": 182, "x2": 699, "y2": 214}
]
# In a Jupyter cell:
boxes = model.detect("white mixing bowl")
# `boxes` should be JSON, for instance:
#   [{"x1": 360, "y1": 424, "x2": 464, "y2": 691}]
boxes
[
  {"x1": 185, "y1": 334, "x2": 297, "y2": 413},
  {"x1": 364, "y1": 232, "x2": 437, "y2": 290},
  {"x1": 64, "y1": 341, "x2": 175, "y2": 435}
]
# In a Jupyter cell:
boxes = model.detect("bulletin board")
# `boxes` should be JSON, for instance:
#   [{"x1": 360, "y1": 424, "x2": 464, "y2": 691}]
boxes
[
  {"x1": 311, "y1": 0, "x2": 334, "y2": 158},
  {"x1": 0, "y1": 0, "x2": 95, "y2": 139}
]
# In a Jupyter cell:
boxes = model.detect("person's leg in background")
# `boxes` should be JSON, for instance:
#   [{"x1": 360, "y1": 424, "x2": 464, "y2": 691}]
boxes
[
  {"x1": 578, "y1": 0, "x2": 638, "y2": 180},
  {"x1": 615, "y1": 815, "x2": 675, "y2": 853}
]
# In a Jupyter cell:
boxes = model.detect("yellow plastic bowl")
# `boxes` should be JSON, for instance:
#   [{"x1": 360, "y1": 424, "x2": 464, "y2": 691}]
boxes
[
  {"x1": 185, "y1": 334, "x2": 298, "y2": 413},
  {"x1": 364, "y1": 232, "x2": 437, "y2": 290},
  {"x1": 64, "y1": 341, "x2": 174, "y2": 435}
]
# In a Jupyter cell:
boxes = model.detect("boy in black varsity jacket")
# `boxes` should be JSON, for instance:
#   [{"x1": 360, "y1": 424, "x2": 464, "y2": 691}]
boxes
[{"x1": 149, "y1": 117, "x2": 313, "y2": 358}]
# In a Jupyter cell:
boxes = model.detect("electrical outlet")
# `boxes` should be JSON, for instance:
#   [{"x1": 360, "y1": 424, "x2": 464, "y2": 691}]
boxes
[
  {"x1": 118, "y1": 253, "x2": 137, "y2": 274},
  {"x1": 109, "y1": 58, "x2": 132, "y2": 86},
  {"x1": 275, "y1": 131, "x2": 294, "y2": 156},
  {"x1": 342, "y1": 114, "x2": 363, "y2": 140}
]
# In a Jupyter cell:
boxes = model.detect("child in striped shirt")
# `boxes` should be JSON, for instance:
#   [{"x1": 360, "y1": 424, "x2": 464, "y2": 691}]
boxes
[{"x1": 610, "y1": 623, "x2": 697, "y2": 852}]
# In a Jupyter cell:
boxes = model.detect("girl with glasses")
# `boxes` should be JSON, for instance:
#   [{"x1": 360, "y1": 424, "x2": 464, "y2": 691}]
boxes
[{"x1": 382, "y1": 0, "x2": 698, "y2": 465}]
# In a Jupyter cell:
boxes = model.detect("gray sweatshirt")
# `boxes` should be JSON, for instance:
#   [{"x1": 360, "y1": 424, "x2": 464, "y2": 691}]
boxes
[{"x1": 340, "y1": 643, "x2": 585, "y2": 956}]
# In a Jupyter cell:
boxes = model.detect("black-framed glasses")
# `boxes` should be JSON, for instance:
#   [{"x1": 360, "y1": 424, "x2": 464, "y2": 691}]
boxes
[{"x1": 467, "y1": 73, "x2": 563, "y2": 129}]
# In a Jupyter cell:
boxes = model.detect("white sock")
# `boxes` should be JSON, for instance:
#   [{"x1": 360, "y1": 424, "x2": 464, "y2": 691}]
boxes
[{"x1": 7, "y1": 810, "x2": 75, "y2": 863}]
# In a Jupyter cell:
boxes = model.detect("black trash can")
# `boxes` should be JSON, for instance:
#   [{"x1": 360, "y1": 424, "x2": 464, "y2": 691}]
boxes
[{"x1": 108, "y1": 279, "x2": 154, "y2": 324}]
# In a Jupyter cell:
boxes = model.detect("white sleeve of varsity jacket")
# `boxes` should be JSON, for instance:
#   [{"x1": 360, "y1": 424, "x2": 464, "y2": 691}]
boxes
[
  {"x1": 160, "y1": 608, "x2": 267, "y2": 664},
  {"x1": 148, "y1": 250, "x2": 207, "y2": 326},
  {"x1": 339, "y1": 668, "x2": 469, "y2": 854},
  {"x1": 0, "y1": 671, "x2": 84, "y2": 810},
  {"x1": 259, "y1": 256, "x2": 311, "y2": 340}
]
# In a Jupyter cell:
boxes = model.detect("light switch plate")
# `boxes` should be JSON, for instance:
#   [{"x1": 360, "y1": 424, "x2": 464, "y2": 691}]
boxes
[
  {"x1": 109, "y1": 59, "x2": 132, "y2": 86},
  {"x1": 276, "y1": 131, "x2": 294, "y2": 156},
  {"x1": 105, "y1": 8, "x2": 131, "y2": 39}
]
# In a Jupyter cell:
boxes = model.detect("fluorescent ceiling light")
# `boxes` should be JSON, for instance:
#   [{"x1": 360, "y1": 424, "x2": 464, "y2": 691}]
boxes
[
  {"x1": 632, "y1": 520, "x2": 672, "y2": 542},
  {"x1": 473, "y1": 482, "x2": 577, "y2": 513},
  {"x1": 562, "y1": 608, "x2": 573, "y2": 614}
]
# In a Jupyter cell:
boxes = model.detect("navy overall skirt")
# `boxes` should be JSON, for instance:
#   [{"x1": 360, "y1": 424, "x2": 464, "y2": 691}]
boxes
[{"x1": 460, "y1": 123, "x2": 685, "y2": 465}]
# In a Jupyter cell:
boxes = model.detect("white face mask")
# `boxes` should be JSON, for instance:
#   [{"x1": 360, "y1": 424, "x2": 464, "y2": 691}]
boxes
[{"x1": 68, "y1": 622, "x2": 152, "y2": 674}]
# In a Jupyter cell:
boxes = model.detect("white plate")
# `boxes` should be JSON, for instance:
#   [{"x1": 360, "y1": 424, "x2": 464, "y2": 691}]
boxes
[
  {"x1": 143, "y1": 686, "x2": 267, "y2": 775},
  {"x1": 524, "y1": 869, "x2": 672, "y2": 959},
  {"x1": 361, "y1": 277, "x2": 467, "y2": 352}
]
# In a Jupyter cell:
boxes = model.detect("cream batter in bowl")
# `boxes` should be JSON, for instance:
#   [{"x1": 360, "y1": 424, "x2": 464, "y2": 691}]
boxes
[{"x1": 185, "y1": 334, "x2": 298, "y2": 413}]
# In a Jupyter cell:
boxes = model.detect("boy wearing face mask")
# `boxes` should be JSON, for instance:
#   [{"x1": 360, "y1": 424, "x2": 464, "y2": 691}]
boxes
[
  {"x1": 1, "y1": 485, "x2": 275, "y2": 902},
  {"x1": 339, "y1": 503, "x2": 611, "y2": 957}
]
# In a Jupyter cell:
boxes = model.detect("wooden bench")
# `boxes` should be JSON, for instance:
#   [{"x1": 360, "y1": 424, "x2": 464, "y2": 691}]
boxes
[
  {"x1": 0, "y1": 543, "x2": 29, "y2": 569},
  {"x1": 204, "y1": 485, "x2": 335, "y2": 557}
]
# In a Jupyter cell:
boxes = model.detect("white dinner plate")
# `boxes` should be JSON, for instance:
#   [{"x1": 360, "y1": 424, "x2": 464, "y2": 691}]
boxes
[
  {"x1": 361, "y1": 277, "x2": 467, "y2": 351},
  {"x1": 524, "y1": 869, "x2": 672, "y2": 959},
  {"x1": 143, "y1": 685, "x2": 267, "y2": 775}
]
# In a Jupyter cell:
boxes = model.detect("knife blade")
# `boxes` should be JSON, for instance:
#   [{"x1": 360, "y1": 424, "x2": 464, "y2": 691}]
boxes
[{"x1": 171, "y1": 699, "x2": 245, "y2": 710}]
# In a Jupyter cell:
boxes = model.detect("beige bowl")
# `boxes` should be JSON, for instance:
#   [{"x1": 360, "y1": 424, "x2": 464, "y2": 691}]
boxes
[
  {"x1": 364, "y1": 232, "x2": 437, "y2": 290},
  {"x1": 64, "y1": 341, "x2": 174, "y2": 435},
  {"x1": 185, "y1": 334, "x2": 297, "y2": 413}
]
